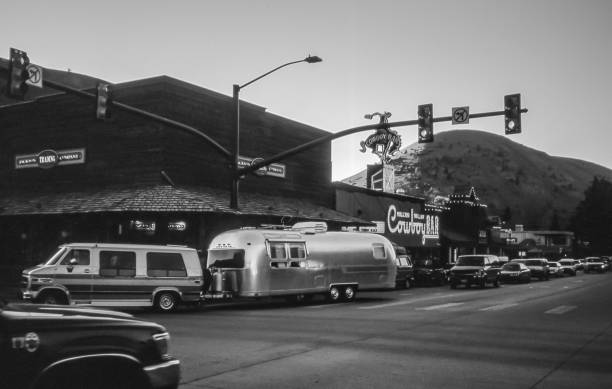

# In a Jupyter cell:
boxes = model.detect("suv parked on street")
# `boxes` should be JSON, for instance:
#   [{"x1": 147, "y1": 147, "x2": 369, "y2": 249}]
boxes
[
  {"x1": 584, "y1": 256, "x2": 609, "y2": 273},
  {"x1": 449, "y1": 254, "x2": 501, "y2": 289},
  {"x1": 0, "y1": 299, "x2": 180, "y2": 389}
]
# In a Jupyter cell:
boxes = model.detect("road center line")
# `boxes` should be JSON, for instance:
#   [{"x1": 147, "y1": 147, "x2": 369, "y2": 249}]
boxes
[
  {"x1": 416, "y1": 302, "x2": 464, "y2": 311},
  {"x1": 358, "y1": 293, "x2": 457, "y2": 310},
  {"x1": 479, "y1": 303, "x2": 519, "y2": 311},
  {"x1": 545, "y1": 305, "x2": 577, "y2": 314}
]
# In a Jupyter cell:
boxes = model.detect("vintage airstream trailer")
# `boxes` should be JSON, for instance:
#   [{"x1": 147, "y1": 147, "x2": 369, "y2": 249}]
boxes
[{"x1": 204, "y1": 222, "x2": 397, "y2": 302}]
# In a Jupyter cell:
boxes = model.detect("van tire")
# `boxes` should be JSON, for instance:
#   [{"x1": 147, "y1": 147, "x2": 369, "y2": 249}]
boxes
[
  {"x1": 37, "y1": 290, "x2": 68, "y2": 305},
  {"x1": 155, "y1": 292, "x2": 178, "y2": 312},
  {"x1": 342, "y1": 286, "x2": 357, "y2": 302},
  {"x1": 327, "y1": 286, "x2": 341, "y2": 302}
]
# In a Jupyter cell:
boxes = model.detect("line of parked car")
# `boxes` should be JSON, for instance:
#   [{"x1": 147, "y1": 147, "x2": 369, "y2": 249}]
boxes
[{"x1": 393, "y1": 250, "x2": 612, "y2": 290}]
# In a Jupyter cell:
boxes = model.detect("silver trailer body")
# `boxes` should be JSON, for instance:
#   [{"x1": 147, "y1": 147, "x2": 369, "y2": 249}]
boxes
[{"x1": 206, "y1": 225, "x2": 397, "y2": 301}]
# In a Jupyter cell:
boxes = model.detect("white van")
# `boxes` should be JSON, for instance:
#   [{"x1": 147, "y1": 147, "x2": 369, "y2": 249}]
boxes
[{"x1": 21, "y1": 243, "x2": 203, "y2": 311}]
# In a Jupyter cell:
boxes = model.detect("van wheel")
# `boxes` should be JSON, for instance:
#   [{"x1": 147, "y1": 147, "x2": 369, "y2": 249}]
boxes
[
  {"x1": 327, "y1": 286, "x2": 341, "y2": 302},
  {"x1": 342, "y1": 286, "x2": 357, "y2": 302},
  {"x1": 155, "y1": 292, "x2": 178, "y2": 312},
  {"x1": 37, "y1": 291, "x2": 67, "y2": 305}
]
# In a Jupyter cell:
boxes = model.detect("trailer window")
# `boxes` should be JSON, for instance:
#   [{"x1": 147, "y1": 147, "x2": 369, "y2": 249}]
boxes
[
  {"x1": 208, "y1": 250, "x2": 245, "y2": 268},
  {"x1": 288, "y1": 242, "x2": 307, "y2": 259},
  {"x1": 372, "y1": 243, "x2": 387, "y2": 259},
  {"x1": 268, "y1": 242, "x2": 287, "y2": 259}
]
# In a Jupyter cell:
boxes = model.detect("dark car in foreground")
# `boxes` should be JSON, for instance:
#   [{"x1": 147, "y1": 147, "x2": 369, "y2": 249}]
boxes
[
  {"x1": 449, "y1": 254, "x2": 500, "y2": 289},
  {"x1": 0, "y1": 299, "x2": 180, "y2": 389},
  {"x1": 499, "y1": 262, "x2": 531, "y2": 284}
]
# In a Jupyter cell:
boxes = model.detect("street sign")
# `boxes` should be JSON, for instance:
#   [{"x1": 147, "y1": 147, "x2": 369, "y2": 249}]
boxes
[
  {"x1": 452, "y1": 106, "x2": 469, "y2": 125},
  {"x1": 25, "y1": 64, "x2": 43, "y2": 88}
]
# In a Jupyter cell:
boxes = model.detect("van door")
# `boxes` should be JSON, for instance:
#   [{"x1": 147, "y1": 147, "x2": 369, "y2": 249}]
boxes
[{"x1": 54, "y1": 248, "x2": 93, "y2": 302}]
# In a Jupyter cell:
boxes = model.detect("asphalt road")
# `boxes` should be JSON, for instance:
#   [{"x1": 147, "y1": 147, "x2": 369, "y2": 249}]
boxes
[{"x1": 136, "y1": 272, "x2": 612, "y2": 389}]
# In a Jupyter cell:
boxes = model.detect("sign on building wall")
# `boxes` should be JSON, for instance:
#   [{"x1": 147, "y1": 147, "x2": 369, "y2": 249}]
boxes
[
  {"x1": 15, "y1": 148, "x2": 86, "y2": 170},
  {"x1": 337, "y1": 187, "x2": 440, "y2": 247},
  {"x1": 238, "y1": 156, "x2": 286, "y2": 178},
  {"x1": 385, "y1": 204, "x2": 439, "y2": 246}
]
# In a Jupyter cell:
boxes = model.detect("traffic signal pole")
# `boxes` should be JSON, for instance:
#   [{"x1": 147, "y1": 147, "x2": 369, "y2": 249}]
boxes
[
  {"x1": 35, "y1": 77, "x2": 233, "y2": 159},
  {"x1": 239, "y1": 107, "x2": 528, "y2": 176}
]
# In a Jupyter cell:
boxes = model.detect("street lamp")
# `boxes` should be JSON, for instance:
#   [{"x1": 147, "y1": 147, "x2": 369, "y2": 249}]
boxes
[{"x1": 231, "y1": 55, "x2": 322, "y2": 209}]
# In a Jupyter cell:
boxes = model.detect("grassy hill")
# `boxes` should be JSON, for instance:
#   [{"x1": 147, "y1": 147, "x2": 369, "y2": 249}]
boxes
[{"x1": 342, "y1": 130, "x2": 612, "y2": 229}]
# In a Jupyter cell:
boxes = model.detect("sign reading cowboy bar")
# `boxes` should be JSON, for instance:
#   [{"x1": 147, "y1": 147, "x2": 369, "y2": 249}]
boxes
[{"x1": 15, "y1": 148, "x2": 86, "y2": 170}]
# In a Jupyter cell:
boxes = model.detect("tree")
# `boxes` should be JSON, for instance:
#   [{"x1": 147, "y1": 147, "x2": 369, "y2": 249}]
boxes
[
  {"x1": 570, "y1": 176, "x2": 612, "y2": 255},
  {"x1": 502, "y1": 206, "x2": 513, "y2": 228}
]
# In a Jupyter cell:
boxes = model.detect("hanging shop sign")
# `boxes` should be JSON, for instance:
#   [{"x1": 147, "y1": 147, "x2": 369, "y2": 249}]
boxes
[
  {"x1": 387, "y1": 204, "x2": 439, "y2": 245},
  {"x1": 360, "y1": 112, "x2": 401, "y2": 164},
  {"x1": 15, "y1": 148, "x2": 86, "y2": 170},
  {"x1": 238, "y1": 156, "x2": 286, "y2": 178},
  {"x1": 168, "y1": 221, "x2": 187, "y2": 231}
]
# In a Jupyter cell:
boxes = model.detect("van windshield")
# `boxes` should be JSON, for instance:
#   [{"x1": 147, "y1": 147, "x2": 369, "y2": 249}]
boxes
[
  {"x1": 44, "y1": 247, "x2": 68, "y2": 265},
  {"x1": 207, "y1": 249, "x2": 245, "y2": 268}
]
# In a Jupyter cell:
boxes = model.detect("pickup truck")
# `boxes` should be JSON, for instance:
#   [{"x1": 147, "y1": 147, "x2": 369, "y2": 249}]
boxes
[{"x1": 0, "y1": 298, "x2": 180, "y2": 389}]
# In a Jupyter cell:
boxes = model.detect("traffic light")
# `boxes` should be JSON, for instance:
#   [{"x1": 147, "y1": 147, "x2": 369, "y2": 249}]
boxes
[
  {"x1": 7, "y1": 48, "x2": 30, "y2": 99},
  {"x1": 96, "y1": 83, "x2": 112, "y2": 120},
  {"x1": 504, "y1": 94, "x2": 521, "y2": 134},
  {"x1": 418, "y1": 104, "x2": 434, "y2": 143}
]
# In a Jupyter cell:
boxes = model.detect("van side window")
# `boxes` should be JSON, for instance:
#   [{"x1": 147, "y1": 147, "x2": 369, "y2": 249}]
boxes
[
  {"x1": 147, "y1": 252, "x2": 187, "y2": 277},
  {"x1": 100, "y1": 251, "x2": 136, "y2": 277},
  {"x1": 59, "y1": 249, "x2": 90, "y2": 265},
  {"x1": 372, "y1": 243, "x2": 386, "y2": 260}
]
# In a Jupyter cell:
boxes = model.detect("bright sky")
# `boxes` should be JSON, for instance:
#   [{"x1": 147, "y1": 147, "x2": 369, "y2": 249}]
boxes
[{"x1": 3, "y1": 0, "x2": 611, "y2": 180}]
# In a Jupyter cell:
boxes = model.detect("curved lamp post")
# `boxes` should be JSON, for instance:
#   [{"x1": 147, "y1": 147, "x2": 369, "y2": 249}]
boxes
[{"x1": 231, "y1": 55, "x2": 322, "y2": 209}]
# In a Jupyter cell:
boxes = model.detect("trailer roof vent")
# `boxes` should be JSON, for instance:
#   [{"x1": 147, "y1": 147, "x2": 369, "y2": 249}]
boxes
[{"x1": 291, "y1": 221, "x2": 328, "y2": 234}]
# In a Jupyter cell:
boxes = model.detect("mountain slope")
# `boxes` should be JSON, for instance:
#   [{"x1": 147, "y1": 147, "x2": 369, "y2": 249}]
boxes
[{"x1": 343, "y1": 130, "x2": 612, "y2": 229}]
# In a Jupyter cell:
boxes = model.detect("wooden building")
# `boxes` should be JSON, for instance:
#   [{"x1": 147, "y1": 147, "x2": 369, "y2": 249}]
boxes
[{"x1": 0, "y1": 74, "x2": 366, "y2": 281}]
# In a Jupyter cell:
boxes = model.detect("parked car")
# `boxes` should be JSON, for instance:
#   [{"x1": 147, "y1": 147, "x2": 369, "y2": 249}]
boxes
[
  {"x1": 0, "y1": 298, "x2": 180, "y2": 389},
  {"x1": 413, "y1": 258, "x2": 446, "y2": 286},
  {"x1": 393, "y1": 244, "x2": 414, "y2": 289},
  {"x1": 514, "y1": 258, "x2": 550, "y2": 281},
  {"x1": 584, "y1": 256, "x2": 609, "y2": 273},
  {"x1": 449, "y1": 254, "x2": 500, "y2": 289},
  {"x1": 557, "y1": 259, "x2": 577, "y2": 276},
  {"x1": 574, "y1": 259, "x2": 584, "y2": 271},
  {"x1": 498, "y1": 262, "x2": 531, "y2": 284},
  {"x1": 547, "y1": 261, "x2": 562, "y2": 277}
]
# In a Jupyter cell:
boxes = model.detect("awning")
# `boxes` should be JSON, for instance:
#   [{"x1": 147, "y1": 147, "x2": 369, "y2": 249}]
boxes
[{"x1": 0, "y1": 184, "x2": 372, "y2": 225}]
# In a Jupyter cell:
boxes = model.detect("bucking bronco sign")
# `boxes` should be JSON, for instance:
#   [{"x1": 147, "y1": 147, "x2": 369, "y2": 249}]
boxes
[{"x1": 360, "y1": 111, "x2": 401, "y2": 164}]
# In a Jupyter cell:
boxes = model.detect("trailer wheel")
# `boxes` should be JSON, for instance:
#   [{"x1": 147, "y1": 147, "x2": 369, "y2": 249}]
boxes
[
  {"x1": 342, "y1": 286, "x2": 357, "y2": 302},
  {"x1": 327, "y1": 286, "x2": 341, "y2": 302}
]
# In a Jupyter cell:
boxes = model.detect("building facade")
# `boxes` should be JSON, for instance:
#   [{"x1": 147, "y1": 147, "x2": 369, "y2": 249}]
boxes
[{"x1": 0, "y1": 74, "x2": 366, "y2": 282}]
